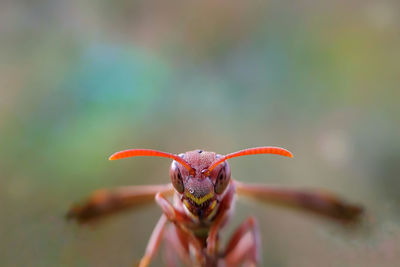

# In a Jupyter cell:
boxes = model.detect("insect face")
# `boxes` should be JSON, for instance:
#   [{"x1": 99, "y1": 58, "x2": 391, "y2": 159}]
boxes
[{"x1": 169, "y1": 150, "x2": 231, "y2": 220}]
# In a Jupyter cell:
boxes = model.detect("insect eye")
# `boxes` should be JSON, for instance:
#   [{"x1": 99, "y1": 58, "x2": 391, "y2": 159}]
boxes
[
  {"x1": 214, "y1": 167, "x2": 229, "y2": 194},
  {"x1": 171, "y1": 166, "x2": 184, "y2": 193}
]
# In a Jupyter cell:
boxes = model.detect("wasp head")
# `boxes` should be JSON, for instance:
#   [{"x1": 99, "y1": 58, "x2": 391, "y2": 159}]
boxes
[{"x1": 169, "y1": 149, "x2": 231, "y2": 221}]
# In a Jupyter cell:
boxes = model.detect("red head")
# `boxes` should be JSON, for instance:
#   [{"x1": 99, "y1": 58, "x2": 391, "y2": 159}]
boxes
[{"x1": 109, "y1": 147, "x2": 293, "y2": 221}]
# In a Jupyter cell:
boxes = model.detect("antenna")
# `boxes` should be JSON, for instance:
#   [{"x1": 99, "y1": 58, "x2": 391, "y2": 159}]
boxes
[
  {"x1": 205, "y1": 146, "x2": 293, "y2": 175},
  {"x1": 109, "y1": 149, "x2": 195, "y2": 175}
]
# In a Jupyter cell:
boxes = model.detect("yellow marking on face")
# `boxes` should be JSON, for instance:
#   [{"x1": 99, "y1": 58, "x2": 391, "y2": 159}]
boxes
[
  {"x1": 185, "y1": 191, "x2": 214, "y2": 205},
  {"x1": 183, "y1": 199, "x2": 191, "y2": 210},
  {"x1": 209, "y1": 199, "x2": 217, "y2": 210},
  {"x1": 206, "y1": 200, "x2": 218, "y2": 220},
  {"x1": 182, "y1": 199, "x2": 200, "y2": 222}
]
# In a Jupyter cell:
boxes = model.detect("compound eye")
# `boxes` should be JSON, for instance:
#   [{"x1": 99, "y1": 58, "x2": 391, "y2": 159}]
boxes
[
  {"x1": 170, "y1": 163, "x2": 184, "y2": 193},
  {"x1": 214, "y1": 165, "x2": 229, "y2": 194}
]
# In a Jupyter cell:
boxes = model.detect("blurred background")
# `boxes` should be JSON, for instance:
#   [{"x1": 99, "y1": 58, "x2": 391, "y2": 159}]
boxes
[{"x1": 1, "y1": 0, "x2": 400, "y2": 266}]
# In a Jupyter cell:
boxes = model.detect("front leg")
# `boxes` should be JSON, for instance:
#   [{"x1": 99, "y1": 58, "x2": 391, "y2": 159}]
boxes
[
  {"x1": 139, "y1": 214, "x2": 168, "y2": 267},
  {"x1": 155, "y1": 193, "x2": 204, "y2": 264},
  {"x1": 163, "y1": 225, "x2": 192, "y2": 267},
  {"x1": 155, "y1": 193, "x2": 190, "y2": 224},
  {"x1": 206, "y1": 211, "x2": 227, "y2": 256},
  {"x1": 207, "y1": 182, "x2": 236, "y2": 256},
  {"x1": 224, "y1": 216, "x2": 260, "y2": 267}
]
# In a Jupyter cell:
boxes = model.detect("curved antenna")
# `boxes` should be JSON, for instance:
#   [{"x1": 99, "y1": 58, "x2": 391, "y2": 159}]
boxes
[
  {"x1": 109, "y1": 149, "x2": 195, "y2": 175},
  {"x1": 205, "y1": 146, "x2": 293, "y2": 175}
]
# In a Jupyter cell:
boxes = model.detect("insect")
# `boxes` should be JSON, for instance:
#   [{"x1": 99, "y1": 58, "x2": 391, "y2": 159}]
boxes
[{"x1": 67, "y1": 146, "x2": 363, "y2": 266}]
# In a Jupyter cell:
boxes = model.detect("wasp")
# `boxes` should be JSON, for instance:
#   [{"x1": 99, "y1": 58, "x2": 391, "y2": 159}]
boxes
[{"x1": 67, "y1": 146, "x2": 362, "y2": 266}]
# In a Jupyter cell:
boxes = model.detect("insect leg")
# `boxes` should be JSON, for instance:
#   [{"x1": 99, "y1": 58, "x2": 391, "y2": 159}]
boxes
[
  {"x1": 207, "y1": 182, "x2": 236, "y2": 256},
  {"x1": 224, "y1": 216, "x2": 260, "y2": 267},
  {"x1": 206, "y1": 212, "x2": 227, "y2": 256},
  {"x1": 155, "y1": 193, "x2": 204, "y2": 265},
  {"x1": 234, "y1": 180, "x2": 363, "y2": 223},
  {"x1": 154, "y1": 192, "x2": 188, "y2": 223},
  {"x1": 139, "y1": 214, "x2": 168, "y2": 267},
  {"x1": 67, "y1": 184, "x2": 173, "y2": 223},
  {"x1": 163, "y1": 225, "x2": 192, "y2": 267}
]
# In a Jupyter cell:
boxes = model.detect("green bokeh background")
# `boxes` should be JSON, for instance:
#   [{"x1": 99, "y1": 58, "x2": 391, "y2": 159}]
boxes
[{"x1": 1, "y1": 1, "x2": 400, "y2": 266}]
